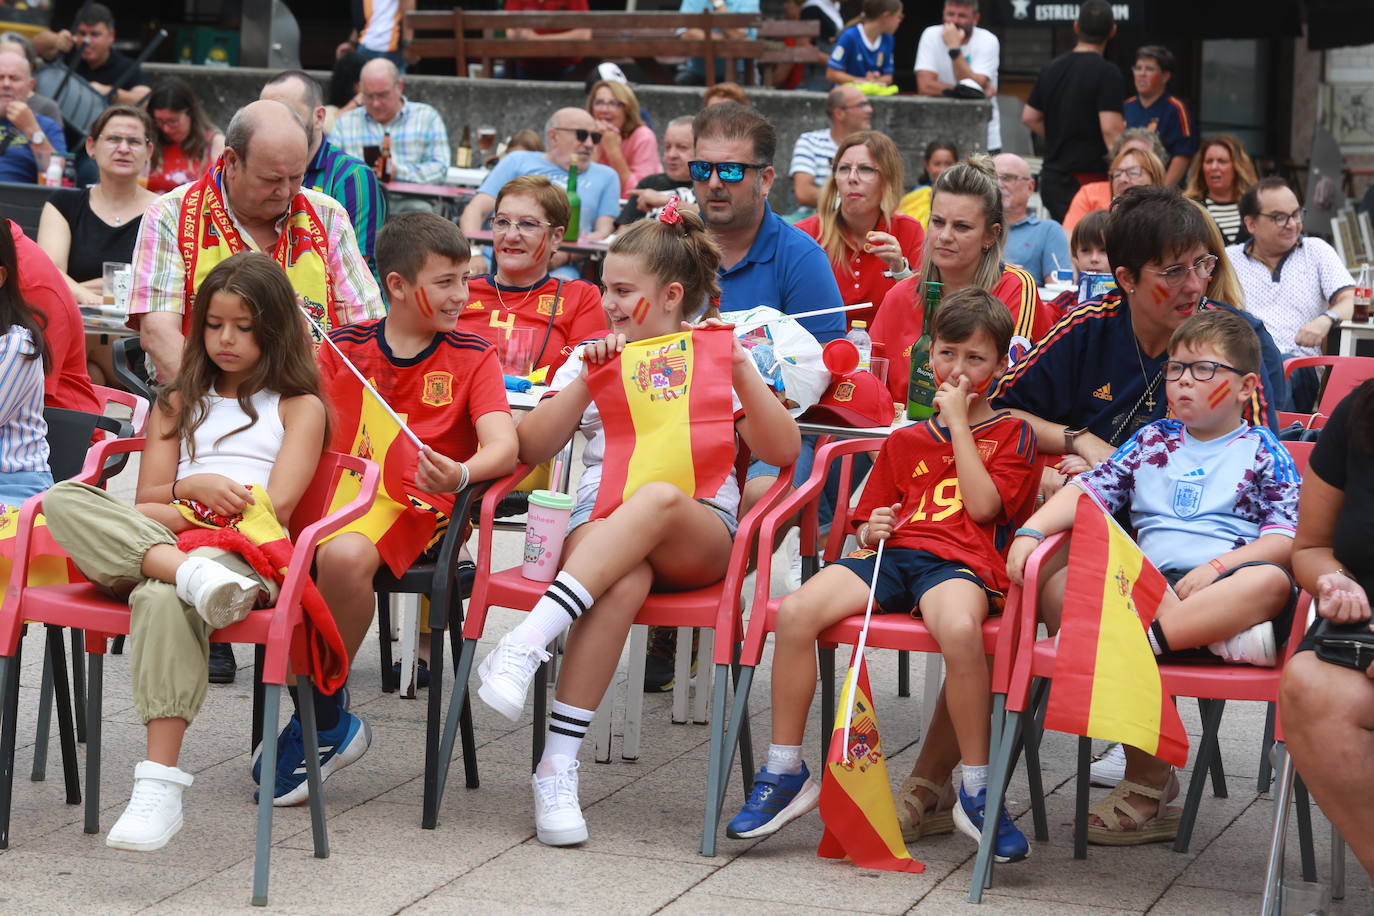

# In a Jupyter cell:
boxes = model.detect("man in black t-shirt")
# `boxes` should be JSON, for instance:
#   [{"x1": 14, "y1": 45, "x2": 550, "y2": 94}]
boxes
[
  {"x1": 55, "y1": 4, "x2": 150, "y2": 105},
  {"x1": 1021, "y1": 0, "x2": 1124, "y2": 222},
  {"x1": 617, "y1": 116, "x2": 697, "y2": 226}
]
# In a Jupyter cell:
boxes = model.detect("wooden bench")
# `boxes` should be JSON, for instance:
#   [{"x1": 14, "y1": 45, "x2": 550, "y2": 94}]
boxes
[{"x1": 405, "y1": 10, "x2": 820, "y2": 87}]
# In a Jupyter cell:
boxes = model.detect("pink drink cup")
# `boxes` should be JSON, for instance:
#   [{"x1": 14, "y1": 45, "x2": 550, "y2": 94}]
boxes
[{"x1": 522, "y1": 490, "x2": 575, "y2": 581}]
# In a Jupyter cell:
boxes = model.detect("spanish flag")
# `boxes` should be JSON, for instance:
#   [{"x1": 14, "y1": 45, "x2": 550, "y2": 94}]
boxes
[
  {"x1": 322, "y1": 370, "x2": 436, "y2": 578},
  {"x1": 585, "y1": 326, "x2": 736, "y2": 521},
  {"x1": 817, "y1": 648, "x2": 925, "y2": 873},
  {"x1": 0, "y1": 507, "x2": 82, "y2": 602},
  {"x1": 1043, "y1": 494, "x2": 1189, "y2": 768}
]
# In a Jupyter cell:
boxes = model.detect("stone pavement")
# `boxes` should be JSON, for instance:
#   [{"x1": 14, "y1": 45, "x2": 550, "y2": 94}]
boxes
[{"x1": 0, "y1": 459, "x2": 1367, "y2": 915}]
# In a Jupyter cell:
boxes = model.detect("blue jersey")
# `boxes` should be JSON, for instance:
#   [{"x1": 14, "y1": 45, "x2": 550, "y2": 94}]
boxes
[
  {"x1": 828, "y1": 24, "x2": 893, "y2": 78},
  {"x1": 1124, "y1": 93, "x2": 1199, "y2": 160}
]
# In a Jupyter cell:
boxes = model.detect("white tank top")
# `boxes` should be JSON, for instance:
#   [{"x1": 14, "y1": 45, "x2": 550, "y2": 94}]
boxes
[{"x1": 176, "y1": 389, "x2": 284, "y2": 491}]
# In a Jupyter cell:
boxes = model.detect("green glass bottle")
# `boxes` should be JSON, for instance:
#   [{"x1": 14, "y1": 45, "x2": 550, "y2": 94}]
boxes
[
  {"x1": 564, "y1": 162, "x2": 581, "y2": 242},
  {"x1": 906, "y1": 280, "x2": 942, "y2": 420}
]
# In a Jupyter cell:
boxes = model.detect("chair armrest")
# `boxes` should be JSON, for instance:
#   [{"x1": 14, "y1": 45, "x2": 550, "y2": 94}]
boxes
[
  {"x1": 76, "y1": 435, "x2": 146, "y2": 486},
  {"x1": 1003, "y1": 531, "x2": 1068, "y2": 710},
  {"x1": 0, "y1": 489, "x2": 55, "y2": 655}
]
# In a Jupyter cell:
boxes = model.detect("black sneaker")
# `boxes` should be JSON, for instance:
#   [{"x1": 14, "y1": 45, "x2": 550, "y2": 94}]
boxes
[
  {"x1": 208, "y1": 643, "x2": 237, "y2": 684},
  {"x1": 643, "y1": 627, "x2": 699, "y2": 692}
]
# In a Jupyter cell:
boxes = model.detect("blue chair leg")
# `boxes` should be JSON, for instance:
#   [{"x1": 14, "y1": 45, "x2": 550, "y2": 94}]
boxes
[
  {"x1": 969, "y1": 708, "x2": 1019, "y2": 902},
  {"x1": 700, "y1": 663, "x2": 732, "y2": 857},
  {"x1": 251, "y1": 684, "x2": 282, "y2": 907},
  {"x1": 434, "y1": 638, "x2": 478, "y2": 807},
  {"x1": 294, "y1": 678, "x2": 330, "y2": 859}
]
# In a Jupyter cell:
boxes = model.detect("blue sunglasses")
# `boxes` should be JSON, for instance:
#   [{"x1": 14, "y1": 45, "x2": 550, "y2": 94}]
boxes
[{"x1": 688, "y1": 160, "x2": 768, "y2": 183}]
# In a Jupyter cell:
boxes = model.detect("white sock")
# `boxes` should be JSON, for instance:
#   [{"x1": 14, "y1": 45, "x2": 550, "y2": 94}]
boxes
[
  {"x1": 512, "y1": 571, "x2": 594, "y2": 649},
  {"x1": 540, "y1": 700, "x2": 594, "y2": 769},
  {"x1": 962, "y1": 764, "x2": 988, "y2": 794},
  {"x1": 767, "y1": 743, "x2": 804, "y2": 775}
]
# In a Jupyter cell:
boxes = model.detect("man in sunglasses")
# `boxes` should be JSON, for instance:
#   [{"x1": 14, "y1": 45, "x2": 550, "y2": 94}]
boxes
[
  {"x1": 463, "y1": 107, "x2": 620, "y2": 278},
  {"x1": 1227, "y1": 176, "x2": 1355, "y2": 411}
]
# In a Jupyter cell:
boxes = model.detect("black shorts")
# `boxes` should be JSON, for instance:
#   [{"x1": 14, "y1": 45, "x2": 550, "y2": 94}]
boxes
[
  {"x1": 831, "y1": 547, "x2": 1004, "y2": 617},
  {"x1": 1160, "y1": 559, "x2": 1299, "y2": 652}
]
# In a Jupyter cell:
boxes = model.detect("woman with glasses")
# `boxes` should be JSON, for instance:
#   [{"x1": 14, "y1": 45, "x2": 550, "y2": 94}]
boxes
[
  {"x1": 1185, "y1": 134, "x2": 1259, "y2": 245},
  {"x1": 37, "y1": 105, "x2": 158, "y2": 386},
  {"x1": 795, "y1": 131, "x2": 922, "y2": 328},
  {"x1": 1063, "y1": 135, "x2": 1167, "y2": 233},
  {"x1": 586, "y1": 79, "x2": 662, "y2": 196},
  {"x1": 462, "y1": 176, "x2": 607, "y2": 379},
  {"x1": 145, "y1": 77, "x2": 225, "y2": 195}
]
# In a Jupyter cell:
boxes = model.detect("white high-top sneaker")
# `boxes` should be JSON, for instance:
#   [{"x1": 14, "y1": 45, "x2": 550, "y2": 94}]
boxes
[
  {"x1": 174, "y1": 556, "x2": 260, "y2": 628},
  {"x1": 105, "y1": 761, "x2": 194, "y2": 851},
  {"x1": 1208, "y1": 621, "x2": 1277, "y2": 667},
  {"x1": 532, "y1": 755, "x2": 587, "y2": 846}
]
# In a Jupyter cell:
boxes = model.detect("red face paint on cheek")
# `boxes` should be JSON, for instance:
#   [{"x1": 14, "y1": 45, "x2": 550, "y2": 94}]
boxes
[
  {"x1": 632, "y1": 297, "x2": 651, "y2": 323},
  {"x1": 1207, "y1": 380, "x2": 1232, "y2": 408},
  {"x1": 415, "y1": 287, "x2": 434, "y2": 318},
  {"x1": 533, "y1": 235, "x2": 548, "y2": 264},
  {"x1": 1150, "y1": 282, "x2": 1171, "y2": 305}
]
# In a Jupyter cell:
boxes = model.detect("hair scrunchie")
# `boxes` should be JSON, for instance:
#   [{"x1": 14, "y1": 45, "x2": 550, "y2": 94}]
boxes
[{"x1": 659, "y1": 196, "x2": 683, "y2": 226}]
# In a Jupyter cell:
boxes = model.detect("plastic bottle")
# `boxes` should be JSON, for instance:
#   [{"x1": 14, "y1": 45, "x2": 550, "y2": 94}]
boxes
[
  {"x1": 42, "y1": 154, "x2": 62, "y2": 188},
  {"x1": 564, "y1": 163, "x2": 581, "y2": 242},
  {"x1": 1354, "y1": 264, "x2": 1371, "y2": 323},
  {"x1": 906, "y1": 281, "x2": 942, "y2": 420},
  {"x1": 846, "y1": 321, "x2": 873, "y2": 373}
]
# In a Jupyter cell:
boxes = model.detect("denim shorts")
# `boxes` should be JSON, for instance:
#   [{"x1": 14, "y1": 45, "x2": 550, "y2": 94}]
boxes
[
  {"x1": 0, "y1": 469, "x2": 53, "y2": 509},
  {"x1": 567, "y1": 497, "x2": 739, "y2": 537},
  {"x1": 746, "y1": 433, "x2": 818, "y2": 484},
  {"x1": 832, "y1": 546, "x2": 1004, "y2": 616}
]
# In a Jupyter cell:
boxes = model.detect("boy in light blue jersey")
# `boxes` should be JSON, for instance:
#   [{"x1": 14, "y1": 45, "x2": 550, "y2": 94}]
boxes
[{"x1": 1007, "y1": 308, "x2": 1300, "y2": 846}]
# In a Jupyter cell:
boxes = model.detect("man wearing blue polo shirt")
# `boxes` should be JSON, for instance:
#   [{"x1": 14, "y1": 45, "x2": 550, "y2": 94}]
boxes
[{"x1": 997, "y1": 152, "x2": 1070, "y2": 285}]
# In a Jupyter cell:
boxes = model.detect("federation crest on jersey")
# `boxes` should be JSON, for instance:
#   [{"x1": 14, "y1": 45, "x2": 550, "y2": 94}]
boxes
[
  {"x1": 1172, "y1": 469, "x2": 1205, "y2": 518},
  {"x1": 422, "y1": 371, "x2": 454, "y2": 407},
  {"x1": 536, "y1": 294, "x2": 564, "y2": 317}
]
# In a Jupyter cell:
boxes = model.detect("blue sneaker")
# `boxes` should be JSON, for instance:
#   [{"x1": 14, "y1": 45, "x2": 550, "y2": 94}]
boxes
[
  {"x1": 250, "y1": 689, "x2": 349, "y2": 785},
  {"x1": 725, "y1": 764, "x2": 820, "y2": 839},
  {"x1": 952, "y1": 783, "x2": 1030, "y2": 863},
  {"x1": 253, "y1": 711, "x2": 372, "y2": 807}
]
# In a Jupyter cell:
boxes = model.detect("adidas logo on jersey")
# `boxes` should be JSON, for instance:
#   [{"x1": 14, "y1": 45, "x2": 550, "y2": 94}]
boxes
[
  {"x1": 910, "y1": 460, "x2": 929, "y2": 477},
  {"x1": 1092, "y1": 383, "x2": 1112, "y2": 401}
]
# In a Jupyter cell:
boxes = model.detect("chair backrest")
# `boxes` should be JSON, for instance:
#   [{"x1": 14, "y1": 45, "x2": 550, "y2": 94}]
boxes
[
  {"x1": 91, "y1": 383, "x2": 150, "y2": 435},
  {"x1": 1283, "y1": 355, "x2": 1374, "y2": 415},
  {"x1": 0, "y1": 181, "x2": 60, "y2": 239},
  {"x1": 1283, "y1": 440, "x2": 1315, "y2": 476},
  {"x1": 111, "y1": 336, "x2": 156, "y2": 404},
  {"x1": 42, "y1": 406, "x2": 133, "y2": 483},
  {"x1": 289, "y1": 451, "x2": 363, "y2": 540}
]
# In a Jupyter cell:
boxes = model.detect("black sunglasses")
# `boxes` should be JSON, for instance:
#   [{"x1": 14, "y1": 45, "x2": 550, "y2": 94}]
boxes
[
  {"x1": 688, "y1": 160, "x2": 768, "y2": 183},
  {"x1": 553, "y1": 126, "x2": 604, "y2": 144}
]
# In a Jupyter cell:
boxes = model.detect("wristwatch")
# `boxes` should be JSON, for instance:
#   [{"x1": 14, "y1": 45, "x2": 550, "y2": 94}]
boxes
[
  {"x1": 1063, "y1": 426, "x2": 1085, "y2": 455},
  {"x1": 1323, "y1": 308, "x2": 1341, "y2": 325},
  {"x1": 29, "y1": 128, "x2": 44, "y2": 147},
  {"x1": 948, "y1": 47, "x2": 961, "y2": 59}
]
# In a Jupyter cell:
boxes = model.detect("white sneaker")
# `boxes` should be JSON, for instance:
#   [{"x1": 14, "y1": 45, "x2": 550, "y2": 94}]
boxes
[
  {"x1": 105, "y1": 761, "x2": 193, "y2": 851},
  {"x1": 783, "y1": 528, "x2": 803, "y2": 592},
  {"x1": 1208, "y1": 621, "x2": 1277, "y2": 667},
  {"x1": 477, "y1": 633, "x2": 550, "y2": 721},
  {"x1": 175, "y1": 557, "x2": 260, "y2": 629},
  {"x1": 532, "y1": 756, "x2": 587, "y2": 846},
  {"x1": 1090, "y1": 743, "x2": 1126, "y2": 787}
]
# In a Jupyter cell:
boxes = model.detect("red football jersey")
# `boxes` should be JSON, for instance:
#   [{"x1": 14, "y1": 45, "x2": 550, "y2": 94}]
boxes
[
  {"x1": 853, "y1": 411, "x2": 1038, "y2": 594},
  {"x1": 869, "y1": 266, "x2": 1051, "y2": 404},
  {"x1": 462, "y1": 274, "x2": 607, "y2": 377},
  {"x1": 793, "y1": 213, "x2": 925, "y2": 328}
]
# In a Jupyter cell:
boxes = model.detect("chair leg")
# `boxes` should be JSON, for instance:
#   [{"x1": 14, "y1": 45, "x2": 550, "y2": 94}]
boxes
[
  {"x1": 896, "y1": 649, "x2": 910, "y2": 697},
  {"x1": 818, "y1": 647, "x2": 835, "y2": 767},
  {"x1": 920, "y1": 654, "x2": 944, "y2": 742},
  {"x1": 250, "y1": 645, "x2": 265, "y2": 753},
  {"x1": 1257, "y1": 701, "x2": 1276, "y2": 792},
  {"x1": 30, "y1": 643, "x2": 52, "y2": 782},
  {"x1": 1175, "y1": 697, "x2": 1225, "y2": 853},
  {"x1": 84, "y1": 650, "x2": 103, "y2": 834},
  {"x1": 294, "y1": 678, "x2": 330, "y2": 860},
  {"x1": 70, "y1": 629, "x2": 86, "y2": 744},
  {"x1": 623, "y1": 626, "x2": 647, "y2": 760},
  {"x1": 396, "y1": 594, "x2": 421, "y2": 700},
  {"x1": 0, "y1": 648, "x2": 21, "y2": 848},
  {"x1": 1074, "y1": 735, "x2": 1091, "y2": 860},
  {"x1": 459, "y1": 694, "x2": 479, "y2": 789},
  {"x1": 591, "y1": 677, "x2": 613, "y2": 764},
  {"x1": 969, "y1": 708, "x2": 1019, "y2": 903},
  {"x1": 422, "y1": 624, "x2": 446, "y2": 829},
  {"x1": 669, "y1": 625, "x2": 689, "y2": 724},
  {"x1": 45, "y1": 626, "x2": 80, "y2": 805},
  {"x1": 1294, "y1": 775, "x2": 1317, "y2": 882},
  {"x1": 434, "y1": 638, "x2": 477, "y2": 807},
  {"x1": 699, "y1": 663, "x2": 732, "y2": 857},
  {"x1": 532, "y1": 661, "x2": 549, "y2": 770},
  {"x1": 1260, "y1": 743, "x2": 1295, "y2": 916},
  {"x1": 730, "y1": 652, "x2": 754, "y2": 790},
  {"x1": 111, "y1": 634, "x2": 125, "y2": 655},
  {"x1": 1018, "y1": 678, "x2": 1051, "y2": 842},
  {"x1": 1331, "y1": 822, "x2": 1346, "y2": 899},
  {"x1": 377, "y1": 592, "x2": 395, "y2": 693},
  {"x1": 251, "y1": 684, "x2": 282, "y2": 907},
  {"x1": 693, "y1": 629, "x2": 714, "y2": 725}
]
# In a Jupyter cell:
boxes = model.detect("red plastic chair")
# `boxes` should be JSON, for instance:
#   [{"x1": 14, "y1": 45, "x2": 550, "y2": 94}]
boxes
[
  {"x1": 91, "y1": 383, "x2": 150, "y2": 435},
  {"x1": 710, "y1": 436, "x2": 1043, "y2": 896},
  {"x1": 0, "y1": 438, "x2": 380, "y2": 907},
  {"x1": 1283, "y1": 355, "x2": 1374, "y2": 415},
  {"x1": 433, "y1": 454, "x2": 796, "y2": 854}
]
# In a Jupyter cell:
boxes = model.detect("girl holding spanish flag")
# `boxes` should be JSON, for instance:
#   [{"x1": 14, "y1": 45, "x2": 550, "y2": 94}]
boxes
[{"x1": 477, "y1": 201, "x2": 801, "y2": 847}]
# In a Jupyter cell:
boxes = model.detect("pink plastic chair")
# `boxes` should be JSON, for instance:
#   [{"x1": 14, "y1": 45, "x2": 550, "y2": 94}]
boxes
[{"x1": 1283, "y1": 355, "x2": 1374, "y2": 415}]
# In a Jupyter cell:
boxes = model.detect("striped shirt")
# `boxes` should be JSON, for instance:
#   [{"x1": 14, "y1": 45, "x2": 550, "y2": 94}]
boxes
[
  {"x1": 788, "y1": 128, "x2": 837, "y2": 196},
  {"x1": 1204, "y1": 198, "x2": 1244, "y2": 246},
  {"x1": 304, "y1": 138, "x2": 386, "y2": 285},
  {"x1": 0, "y1": 326, "x2": 50, "y2": 475},
  {"x1": 330, "y1": 100, "x2": 450, "y2": 186},
  {"x1": 126, "y1": 180, "x2": 384, "y2": 328}
]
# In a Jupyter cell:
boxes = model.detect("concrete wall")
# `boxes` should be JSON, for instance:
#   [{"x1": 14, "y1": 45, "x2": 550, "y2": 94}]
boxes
[{"x1": 145, "y1": 63, "x2": 991, "y2": 210}]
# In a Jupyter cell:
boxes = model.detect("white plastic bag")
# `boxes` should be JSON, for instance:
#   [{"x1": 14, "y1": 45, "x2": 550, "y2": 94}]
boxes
[{"x1": 720, "y1": 306, "x2": 830, "y2": 417}]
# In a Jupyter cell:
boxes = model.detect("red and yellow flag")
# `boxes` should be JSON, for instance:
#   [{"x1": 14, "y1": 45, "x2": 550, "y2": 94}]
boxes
[
  {"x1": 0, "y1": 507, "x2": 81, "y2": 603},
  {"x1": 1043, "y1": 494, "x2": 1189, "y2": 768},
  {"x1": 585, "y1": 326, "x2": 736, "y2": 521},
  {"x1": 817, "y1": 648, "x2": 925, "y2": 873},
  {"x1": 322, "y1": 370, "x2": 439, "y2": 577}
]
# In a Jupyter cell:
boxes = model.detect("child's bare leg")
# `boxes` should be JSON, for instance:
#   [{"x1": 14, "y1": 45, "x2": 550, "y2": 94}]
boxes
[
  {"x1": 147, "y1": 718, "x2": 188, "y2": 767},
  {"x1": 1035, "y1": 540, "x2": 1072, "y2": 635},
  {"x1": 918, "y1": 579, "x2": 992, "y2": 767},
  {"x1": 139, "y1": 543, "x2": 195, "y2": 583},
  {"x1": 770, "y1": 565, "x2": 874, "y2": 745},
  {"x1": 903, "y1": 690, "x2": 962, "y2": 813},
  {"x1": 1087, "y1": 744, "x2": 1176, "y2": 829},
  {"x1": 1155, "y1": 565, "x2": 1289, "y2": 649},
  {"x1": 554, "y1": 560, "x2": 653, "y2": 708},
  {"x1": 315, "y1": 533, "x2": 385, "y2": 662}
]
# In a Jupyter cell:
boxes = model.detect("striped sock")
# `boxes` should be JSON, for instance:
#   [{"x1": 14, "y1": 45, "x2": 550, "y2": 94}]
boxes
[
  {"x1": 542, "y1": 700, "x2": 594, "y2": 765},
  {"x1": 513, "y1": 571, "x2": 594, "y2": 648}
]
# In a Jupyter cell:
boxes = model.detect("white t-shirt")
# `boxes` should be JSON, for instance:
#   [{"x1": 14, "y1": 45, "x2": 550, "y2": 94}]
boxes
[
  {"x1": 359, "y1": 0, "x2": 402, "y2": 53},
  {"x1": 914, "y1": 24, "x2": 1001, "y2": 150}
]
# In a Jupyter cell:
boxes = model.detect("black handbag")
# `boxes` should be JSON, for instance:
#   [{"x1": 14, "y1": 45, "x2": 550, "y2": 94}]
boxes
[{"x1": 1312, "y1": 617, "x2": 1374, "y2": 671}]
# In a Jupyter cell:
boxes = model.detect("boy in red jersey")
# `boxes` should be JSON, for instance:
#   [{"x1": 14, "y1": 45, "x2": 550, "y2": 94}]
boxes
[
  {"x1": 726, "y1": 287, "x2": 1038, "y2": 865},
  {"x1": 257, "y1": 212, "x2": 518, "y2": 805}
]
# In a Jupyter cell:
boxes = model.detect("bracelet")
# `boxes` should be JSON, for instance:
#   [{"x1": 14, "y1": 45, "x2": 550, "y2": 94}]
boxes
[
  {"x1": 884, "y1": 259, "x2": 913, "y2": 281},
  {"x1": 857, "y1": 523, "x2": 870, "y2": 548},
  {"x1": 1209, "y1": 557, "x2": 1226, "y2": 574},
  {"x1": 171, "y1": 479, "x2": 179, "y2": 501},
  {"x1": 451, "y1": 462, "x2": 470, "y2": 494},
  {"x1": 1013, "y1": 526, "x2": 1046, "y2": 542}
]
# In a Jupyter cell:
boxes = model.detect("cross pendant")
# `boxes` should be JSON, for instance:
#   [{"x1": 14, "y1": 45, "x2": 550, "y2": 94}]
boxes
[{"x1": 1146, "y1": 393, "x2": 1156, "y2": 411}]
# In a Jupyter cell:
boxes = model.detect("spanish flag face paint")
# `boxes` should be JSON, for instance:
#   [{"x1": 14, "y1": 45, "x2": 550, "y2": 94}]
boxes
[
  {"x1": 1206, "y1": 379, "x2": 1232, "y2": 408},
  {"x1": 632, "y1": 296, "x2": 652, "y2": 324},
  {"x1": 415, "y1": 287, "x2": 435, "y2": 318}
]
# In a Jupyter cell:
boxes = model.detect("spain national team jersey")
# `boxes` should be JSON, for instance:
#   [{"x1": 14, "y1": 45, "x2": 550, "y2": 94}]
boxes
[
  {"x1": 853, "y1": 412, "x2": 1038, "y2": 595},
  {"x1": 869, "y1": 265, "x2": 1050, "y2": 405},
  {"x1": 318, "y1": 319, "x2": 511, "y2": 569},
  {"x1": 462, "y1": 273, "x2": 607, "y2": 377}
]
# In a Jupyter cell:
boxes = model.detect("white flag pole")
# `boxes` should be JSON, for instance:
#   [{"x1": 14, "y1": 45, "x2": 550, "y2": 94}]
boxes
[
  {"x1": 841, "y1": 536, "x2": 886, "y2": 754},
  {"x1": 300, "y1": 309, "x2": 425, "y2": 450},
  {"x1": 731, "y1": 302, "x2": 870, "y2": 334}
]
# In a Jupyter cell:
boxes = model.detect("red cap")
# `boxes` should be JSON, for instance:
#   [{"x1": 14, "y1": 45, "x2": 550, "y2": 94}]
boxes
[{"x1": 802, "y1": 370, "x2": 894, "y2": 428}]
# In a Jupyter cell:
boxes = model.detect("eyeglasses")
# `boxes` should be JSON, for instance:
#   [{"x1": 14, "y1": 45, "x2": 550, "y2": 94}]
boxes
[
  {"x1": 152, "y1": 113, "x2": 187, "y2": 131},
  {"x1": 835, "y1": 164, "x2": 879, "y2": 180},
  {"x1": 100, "y1": 134, "x2": 146, "y2": 149},
  {"x1": 1163, "y1": 359, "x2": 1246, "y2": 382},
  {"x1": 1260, "y1": 208, "x2": 1305, "y2": 229},
  {"x1": 553, "y1": 127, "x2": 604, "y2": 144},
  {"x1": 1109, "y1": 165, "x2": 1145, "y2": 182},
  {"x1": 688, "y1": 160, "x2": 767, "y2": 183},
  {"x1": 1144, "y1": 253, "x2": 1219, "y2": 288},
  {"x1": 491, "y1": 216, "x2": 553, "y2": 235},
  {"x1": 839, "y1": 100, "x2": 873, "y2": 111},
  {"x1": 996, "y1": 173, "x2": 1031, "y2": 185},
  {"x1": 591, "y1": 97, "x2": 625, "y2": 109}
]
